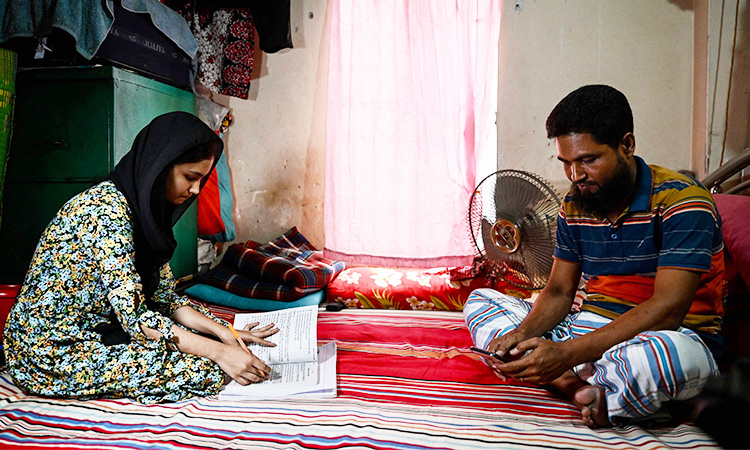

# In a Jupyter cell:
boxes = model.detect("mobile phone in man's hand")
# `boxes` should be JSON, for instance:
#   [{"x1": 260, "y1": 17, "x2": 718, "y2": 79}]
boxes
[{"x1": 470, "y1": 346, "x2": 509, "y2": 363}]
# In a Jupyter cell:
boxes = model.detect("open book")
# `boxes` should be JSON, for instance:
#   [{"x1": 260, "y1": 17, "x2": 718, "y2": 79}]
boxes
[{"x1": 219, "y1": 305, "x2": 337, "y2": 400}]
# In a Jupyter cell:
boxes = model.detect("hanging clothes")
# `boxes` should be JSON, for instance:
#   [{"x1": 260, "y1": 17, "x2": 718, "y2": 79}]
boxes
[
  {"x1": 167, "y1": 0, "x2": 292, "y2": 100},
  {"x1": 191, "y1": 7, "x2": 256, "y2": 99}
]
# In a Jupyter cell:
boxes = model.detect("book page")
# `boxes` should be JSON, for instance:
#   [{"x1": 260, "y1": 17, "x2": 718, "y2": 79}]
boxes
[
  {"x1": 261, "y1": 360, "x2": 318, "y2": 386},
  {"x1": 233, "y1": 305, "x2": 318, "y2": 364},
  {"x1": 222, "y1": 359, "x2": 317, "y2": 391},
  {"x1": 220, "y1": 343, "x2": 337, "y2": 399}
]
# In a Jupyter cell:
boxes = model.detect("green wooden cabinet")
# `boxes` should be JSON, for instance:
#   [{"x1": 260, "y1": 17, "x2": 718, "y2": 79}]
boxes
[{"x1": 0, "y1": 66, "x2": 198, "y2": 283}]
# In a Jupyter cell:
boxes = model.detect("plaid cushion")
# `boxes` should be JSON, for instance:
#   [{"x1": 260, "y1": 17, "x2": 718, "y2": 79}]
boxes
[
  {"x1": 248, "y1": 226, "x2": 316, "y2": 252},
  {"x1": 201, "y1": 228, "x2": 347, "y2": 301}
]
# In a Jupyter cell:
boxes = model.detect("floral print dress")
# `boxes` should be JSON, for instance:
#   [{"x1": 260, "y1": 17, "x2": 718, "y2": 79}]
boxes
[{"x1": 3, "y1": 181, "x2": 225, "y2": 404}]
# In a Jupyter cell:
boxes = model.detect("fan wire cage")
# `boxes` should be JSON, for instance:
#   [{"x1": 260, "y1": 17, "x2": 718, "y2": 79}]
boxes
[{"x1": 468, "y1": 170, "x2": 561, "y2": 290}]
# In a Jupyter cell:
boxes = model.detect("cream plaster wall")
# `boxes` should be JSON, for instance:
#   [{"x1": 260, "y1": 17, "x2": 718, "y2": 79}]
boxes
[
  {"x1": 221, "y1": 0, "x2": 329, "y2": 248},
  {"x1": 497, "y1": 0, "x2": 695, "y2": 193}
]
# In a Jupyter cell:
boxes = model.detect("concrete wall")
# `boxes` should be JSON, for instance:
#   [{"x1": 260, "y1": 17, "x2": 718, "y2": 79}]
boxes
[
  {"x1": 220, "y1": 0, "x2": 748, "y2": 247},
  {"x1": 221, "y1": 0, "x2": 329, "y2": 248},
  {"x1": 496, "y1": 0, "x2": 695, "y2": 193}
]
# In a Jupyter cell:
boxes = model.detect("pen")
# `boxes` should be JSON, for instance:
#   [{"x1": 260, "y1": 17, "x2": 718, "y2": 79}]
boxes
[{"x1": 228, "y1": 323, "x2": 268, "y2": 378}]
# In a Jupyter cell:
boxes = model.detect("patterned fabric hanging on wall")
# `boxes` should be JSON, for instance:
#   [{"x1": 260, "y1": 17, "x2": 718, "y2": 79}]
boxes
[
  {"x1": 167, "y1": 0, "x2": 293, "y2": 100},
  {"x1": 189, "y1": 7, "x2": 256, "y2": 99}
]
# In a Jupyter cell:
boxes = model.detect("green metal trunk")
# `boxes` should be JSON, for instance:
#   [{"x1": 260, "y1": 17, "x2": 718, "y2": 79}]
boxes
[{"x1": 0, "y1": 66, "x2": 197, "y2": 283}]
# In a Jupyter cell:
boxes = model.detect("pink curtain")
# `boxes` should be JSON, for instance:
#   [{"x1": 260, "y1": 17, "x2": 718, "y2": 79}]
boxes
[{"x1": 324, "y1": 0, "x2": 501, "y2": 268}]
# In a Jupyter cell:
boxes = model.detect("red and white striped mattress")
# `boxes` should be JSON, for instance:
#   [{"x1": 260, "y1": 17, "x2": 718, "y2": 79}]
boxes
[{"x1": 0, "y1": 306, "x2": 720, "y2": 449}]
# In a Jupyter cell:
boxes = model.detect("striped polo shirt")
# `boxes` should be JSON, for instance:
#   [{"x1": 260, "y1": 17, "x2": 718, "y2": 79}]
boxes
[{"x1": 554, "y1": 155, "x2": 725, "y2": 334}]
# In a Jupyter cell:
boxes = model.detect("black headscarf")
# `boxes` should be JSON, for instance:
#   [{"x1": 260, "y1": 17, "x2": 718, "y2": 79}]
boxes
[{"x1": 109, "y1": 111, "x2": 224, "y2": 303}]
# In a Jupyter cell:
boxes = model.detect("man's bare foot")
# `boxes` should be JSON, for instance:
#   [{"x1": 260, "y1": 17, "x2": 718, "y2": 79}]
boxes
[{"x1": 573, "y1": 385, "x2": 612, "y2": 428}]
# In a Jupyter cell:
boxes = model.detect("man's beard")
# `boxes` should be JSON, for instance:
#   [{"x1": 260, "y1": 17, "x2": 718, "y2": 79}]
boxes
[{"x1": 569, "y1": 158, "x2": 635, "y2": 219}]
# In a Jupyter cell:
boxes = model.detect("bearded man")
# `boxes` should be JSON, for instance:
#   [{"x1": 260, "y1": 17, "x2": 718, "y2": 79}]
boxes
[{"x1": 464, "y1": 85, "x2": 724, "y2": 428}]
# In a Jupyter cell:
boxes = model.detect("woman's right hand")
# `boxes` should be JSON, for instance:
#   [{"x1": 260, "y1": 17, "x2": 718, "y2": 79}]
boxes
[
  {"x1": 142, "y1": 320, "x2": 272, "y2": 384},
  {"x1": 216, "y1": 344, "x2": 272, "y2": 385}
]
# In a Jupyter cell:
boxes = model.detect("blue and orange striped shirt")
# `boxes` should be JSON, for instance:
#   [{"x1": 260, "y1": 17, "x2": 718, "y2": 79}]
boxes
[{"x1": 554, "y1": 156, "x2": 724, "y2": 334}]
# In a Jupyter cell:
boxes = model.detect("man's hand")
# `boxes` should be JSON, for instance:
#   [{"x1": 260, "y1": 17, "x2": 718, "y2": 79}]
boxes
[
  {"x1": 495, "y1": 338, "x2": 576, "y2": 384},
  {"x1": 484, "y1": 330, "x2": 530, "y2": 381},
  {"x1": 487, "y1": 330, "x2": 525, "y2": 356}
]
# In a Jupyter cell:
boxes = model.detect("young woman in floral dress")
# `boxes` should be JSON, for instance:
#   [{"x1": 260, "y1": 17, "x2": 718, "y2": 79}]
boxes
[{"x1": 4, "y1": 112, "x2": 277, "y2": 403}]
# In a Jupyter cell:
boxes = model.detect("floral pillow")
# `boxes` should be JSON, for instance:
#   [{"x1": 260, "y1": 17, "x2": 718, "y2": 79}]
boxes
[{"x1": 325, "y1": 266, "x2": 530, "y2": 311}]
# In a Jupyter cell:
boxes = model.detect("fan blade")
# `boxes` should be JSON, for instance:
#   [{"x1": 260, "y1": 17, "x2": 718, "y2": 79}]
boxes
[
  {"x1": 516, "y1": 223, "x2": 555, "y2": 285},
  {"x1": 468, "y1": 189, "x2": 486, "y2": 257},
  {"x1": 479, "y1": 218, "x2": 496, "y2": 258},
  {"x1": 493, "y1": 172, "x2": 548, "y2": 222}
]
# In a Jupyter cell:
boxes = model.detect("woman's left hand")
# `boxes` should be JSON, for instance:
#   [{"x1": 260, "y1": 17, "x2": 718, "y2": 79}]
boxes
[
  {"x1": 238, "y1": 321, "x2": 279, "y2": 347},
  {"x1": 220, "y1": 322, "x2": 279, "y2": 347}
]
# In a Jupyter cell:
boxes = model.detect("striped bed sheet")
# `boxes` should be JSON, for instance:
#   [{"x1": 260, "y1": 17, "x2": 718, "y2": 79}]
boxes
[{"x1": 0, "y1": 306, "x2": 720, "y2": 449}]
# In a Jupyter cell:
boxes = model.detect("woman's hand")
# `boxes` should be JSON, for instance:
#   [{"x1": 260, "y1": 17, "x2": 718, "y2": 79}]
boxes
[
  {"x1": 141, "y1": 321, "x2": 273, "y2": 384},
  {"x1": 219, "y1": 322, "x2": 280, "y2": 347},
  {"x1": 238, "y1": 321, "x2": 280, "y2": 346},
  {"x1": 216, "y1": 344, "x2": 272, "y2": 385}
]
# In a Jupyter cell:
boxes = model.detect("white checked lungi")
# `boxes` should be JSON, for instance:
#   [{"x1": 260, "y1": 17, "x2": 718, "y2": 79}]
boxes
[{"x1": 463, "y1": 289, "x2": 719, "y2": 424}]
